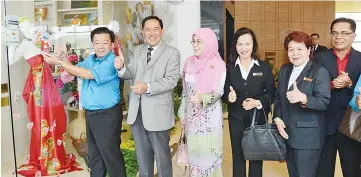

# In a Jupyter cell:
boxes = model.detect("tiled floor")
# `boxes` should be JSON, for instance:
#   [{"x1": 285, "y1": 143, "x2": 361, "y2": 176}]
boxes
[{"x1": 2, "y1": 120, "x2": 343, "y2": 177}]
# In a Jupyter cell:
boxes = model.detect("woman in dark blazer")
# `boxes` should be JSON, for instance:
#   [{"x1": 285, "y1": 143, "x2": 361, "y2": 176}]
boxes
[
  {"x1": 222, "y1": 27, "x2": 275, "y2": 177},
  {"x1": 274, "y1": 31, "x2": 331, "y2": 177}
]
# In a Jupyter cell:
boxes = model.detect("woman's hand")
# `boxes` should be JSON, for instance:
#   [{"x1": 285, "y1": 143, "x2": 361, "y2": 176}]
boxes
[
  {"x1": 242, "y1": 98, "x2": 260, "y2": 110},
  {"x1": 274, "y1": 118, "x2": 289, "y2": 139},
  {"x1": 189, "y1": 91, "x2": 202, "y2": 104}
]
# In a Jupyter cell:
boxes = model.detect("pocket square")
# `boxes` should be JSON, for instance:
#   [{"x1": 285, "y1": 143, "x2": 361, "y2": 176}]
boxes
[
  {"x1": 303, "y1": 77, "x2": 313, "y2": 82},
  {"x1": 253, "y1": 72, "x2": 263, "y2": 76}
]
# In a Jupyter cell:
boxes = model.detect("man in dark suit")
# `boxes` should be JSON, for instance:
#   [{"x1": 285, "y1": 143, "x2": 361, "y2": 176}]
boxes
[
  {"x1": 311, "y1": 33, "x2": 327, "y2": 54},
  {"x1": 315, "y1": 17, "x2": 361, "y2": 177},
  {"x1": 274, "y1": 31, "x2": 331, "y2": 177}
]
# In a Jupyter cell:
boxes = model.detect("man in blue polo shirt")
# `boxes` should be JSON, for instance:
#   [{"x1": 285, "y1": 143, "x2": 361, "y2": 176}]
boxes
[{"x1": 43, "y1": 27, "x2": 126, "y2": 177}]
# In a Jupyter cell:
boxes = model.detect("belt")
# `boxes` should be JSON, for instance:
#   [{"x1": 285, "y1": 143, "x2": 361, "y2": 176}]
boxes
[{"x1": 84, "y1": 103, "x2": 120, "y2": 117}]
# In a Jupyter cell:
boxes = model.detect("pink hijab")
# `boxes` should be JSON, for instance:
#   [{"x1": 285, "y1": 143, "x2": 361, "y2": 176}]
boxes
[{"x1": 183, "y1": 28, "x2": 226, "y2": 94}]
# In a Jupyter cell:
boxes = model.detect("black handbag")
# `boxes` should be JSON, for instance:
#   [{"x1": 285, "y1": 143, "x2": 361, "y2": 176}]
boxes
[{"x1": 241, "y1": 108, "x2": 287, "y2": 161}]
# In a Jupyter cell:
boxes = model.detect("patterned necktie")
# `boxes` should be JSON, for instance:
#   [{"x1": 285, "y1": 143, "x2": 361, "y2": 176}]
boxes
[{"x1": 147, "y1": 47, "x2": 154, "y2": 64}]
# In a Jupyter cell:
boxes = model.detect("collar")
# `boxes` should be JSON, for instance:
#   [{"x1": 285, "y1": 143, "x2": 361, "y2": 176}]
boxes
[
  {"x1": 93, "y1": 51, "x2": 114, "y2": 62},
  {"x1": 148, "y1": 41, "x2": 161, "y2": 51},
  {"x1": 333, "y1": 48, "x2": 351, "y2": 58},
  {"x1": 293, "y1": 59, "x2": 309, "y2": 70},
  {"x1": 235, "y1": 57, "x2": 260, "y2": 67}
]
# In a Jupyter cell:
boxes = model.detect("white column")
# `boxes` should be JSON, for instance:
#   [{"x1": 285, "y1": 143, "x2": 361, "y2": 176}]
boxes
[{"x1": 176, "y1": 0, "x2": 201, "y2": 73}]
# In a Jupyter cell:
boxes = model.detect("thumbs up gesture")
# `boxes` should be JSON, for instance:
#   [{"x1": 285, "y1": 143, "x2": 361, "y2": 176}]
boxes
[
  {"x1": 356, "y1": 87, "x2": 361, "y2": 109},
  {"x1": 114, "y1": 47, "x2": 124, "y2": 70},
  {"x1": 228, "y1": 86, "x2": 237, "y2": 103},
  {"x1": 286, "y1": 83, "x2": 307, "y2": 104}
]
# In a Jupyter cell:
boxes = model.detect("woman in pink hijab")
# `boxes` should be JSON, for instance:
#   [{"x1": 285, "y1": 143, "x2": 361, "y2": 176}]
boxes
[{"x1": 178, "y1": 28, "x2": 226, "y2": 176}]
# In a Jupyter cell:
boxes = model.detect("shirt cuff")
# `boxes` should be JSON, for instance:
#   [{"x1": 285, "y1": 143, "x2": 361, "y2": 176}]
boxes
[
  {"x1": 117, "y1": 67, "x2": 126, "y2": 77},
  {"x1": 256, "y1": 100, "x2": 263, "y2": 109},
  {"x1": 146, "y1": 83, "x2": 150, "y2": 94}
]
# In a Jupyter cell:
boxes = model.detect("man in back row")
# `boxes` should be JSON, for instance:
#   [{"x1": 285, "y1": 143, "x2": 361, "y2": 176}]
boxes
[{"x1": 311, "y1": 33, "x2": 327, "y2": 55}]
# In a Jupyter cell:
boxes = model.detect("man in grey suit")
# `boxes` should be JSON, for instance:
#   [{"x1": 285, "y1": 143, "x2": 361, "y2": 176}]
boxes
[{"x1": 114, "y1": 16, "x2": 180, "y2": 177}]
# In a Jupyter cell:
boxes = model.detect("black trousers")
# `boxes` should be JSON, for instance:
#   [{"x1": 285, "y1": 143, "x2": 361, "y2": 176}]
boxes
[
  {"x1": 286, "y1": 145, "x2": 321, "y2": 177},
  {"x1": 85, "y1": 104, "x2": 126, "y2": 177},
  {"x1": 317, "y1": 131, "x2": 361, "y2": 177},
  {"x1": 229, "y1": 117, "x2": 263, "y2": 177}
]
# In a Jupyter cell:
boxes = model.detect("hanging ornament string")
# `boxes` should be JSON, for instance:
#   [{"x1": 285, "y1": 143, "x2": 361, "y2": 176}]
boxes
[{"x1": 32, "y1": 11, "x2": 52, "y2": 54}]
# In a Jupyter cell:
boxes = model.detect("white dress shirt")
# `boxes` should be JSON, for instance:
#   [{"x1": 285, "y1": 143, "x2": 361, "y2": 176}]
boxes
[
  {"x1": 314, "y1": 44, "x2": 318, "y2": 51},
  {"x1": 235, "y1": 57, "x2": 260, "y2": 80},
  {"x1": 235, "y1": 58, "x2": 263, "y2": 109},
  {"x1": 288, "y1": 60, "x2": 309, "y2": 89}
]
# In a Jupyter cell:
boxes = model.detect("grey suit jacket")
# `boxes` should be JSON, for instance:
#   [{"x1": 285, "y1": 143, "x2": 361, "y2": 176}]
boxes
[{"x1": 118, "y1": 41, "x2": 180, "y2": 131}]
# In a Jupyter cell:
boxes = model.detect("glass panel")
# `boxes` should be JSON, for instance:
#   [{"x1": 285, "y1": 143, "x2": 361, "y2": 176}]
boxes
[
  {"x1": 335, "y1": 13, "x2": 351, "y2": 18},
  {"x1": 1, "y1": 1, "x2": 133, "y2": 176},
  {"x1": 350, "y1": 13, "x2": 361, "y2": 21},
  {"x1": 355, "y1": 22, "x2": 361, "y2": 41},
  {"x1": 352, "y1": 42, "x2": 361, "y2": 52}
]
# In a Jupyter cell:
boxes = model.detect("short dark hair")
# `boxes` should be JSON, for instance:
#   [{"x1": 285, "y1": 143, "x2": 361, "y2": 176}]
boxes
[
  {"x1": 90, "y1": 27, "x2": 115, "y2": 43},
  {"x1": 330, "y1": 17, "x2": 356, "y2": 32},
  {"x1": 142, "y1": 16, "x2": 163, "y2": 29},
  {"x1": 228, "y1": 27, "x2": 259, "y2": 64},
  {"x1": 284, "y1": 31, "x2": 313, "y2": 50},
  {"x1": 311, "y1": 33, "x2": 320, "y2": 38}
]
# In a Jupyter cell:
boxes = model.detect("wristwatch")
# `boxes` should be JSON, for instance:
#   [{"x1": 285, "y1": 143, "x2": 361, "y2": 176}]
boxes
[{"x1": 347, "y1": 80, "x2": 353, "y2": 89}]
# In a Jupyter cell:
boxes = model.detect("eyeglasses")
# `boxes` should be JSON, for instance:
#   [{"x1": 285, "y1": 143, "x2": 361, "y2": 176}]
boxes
[
  {"x1": 330, "y1": 31, "x2": 353, "y2": 37},
  {"x1": 190, "y1": 40, "x2": 203, "y2": 45}
]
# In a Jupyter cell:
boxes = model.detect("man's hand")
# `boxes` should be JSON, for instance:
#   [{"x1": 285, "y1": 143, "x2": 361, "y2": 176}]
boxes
[
  {"x1": 43, "y1": 53, "x2": 62, "y2": 65},
  {"x1": 130, "y1": 80, "x2": 148, "y2": 94},
  {"x1": 228, "y1": 86, "x2": 237, "y2": 103},
  {"x1": 114, "y1": 47, "x2": 124, "y2": 70},
  {"x1": 356, "y1": 87, "x2": 361, "y2": 109},
  {"x1": 242, "y1": 98, "x2": 260, "y2": 110},
  {"x1": 287, "y1": 83, "x2": 307, "y2": 104},
  {"x1": 274, "y1": 118, "x2": 289, "y2": 139},
  {"x1": 189, "y1": 91, "x2": 202, "y2": 104},
  {"x1": 55, "y1": 46, "x2": 68, "y2": 61},
  {"x1": 333, "y1": 71, "x2": 351, "y2": 89}
]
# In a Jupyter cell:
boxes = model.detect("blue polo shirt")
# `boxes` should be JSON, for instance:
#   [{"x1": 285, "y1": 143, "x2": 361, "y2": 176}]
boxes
[{"x1": 77, "y1": 51, "x2": 120, "y2": 110}]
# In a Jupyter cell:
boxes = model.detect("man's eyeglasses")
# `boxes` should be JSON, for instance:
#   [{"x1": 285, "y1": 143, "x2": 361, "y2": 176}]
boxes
[{"x1": 330, "y1": 31, "x2": 353, "y2": 37}]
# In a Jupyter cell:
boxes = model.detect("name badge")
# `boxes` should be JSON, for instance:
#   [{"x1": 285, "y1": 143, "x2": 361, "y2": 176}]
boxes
[
  {"x1": 253, "y1": 72, "x2": 263, "y2": 76},
  {"x1": 303, "y1": 77, "x2": 313, "y2": 82}
]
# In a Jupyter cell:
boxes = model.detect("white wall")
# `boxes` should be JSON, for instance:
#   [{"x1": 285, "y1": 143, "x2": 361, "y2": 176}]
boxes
[
  {"x1": 175, "y1": 0, "x2": 201, "y2": 72},
  {"x1": 154, "y1": 0, "x2": 201, "y2": 72},
  {"x1": 1, "y1": 1, "x2": 32, "y2": 174}
]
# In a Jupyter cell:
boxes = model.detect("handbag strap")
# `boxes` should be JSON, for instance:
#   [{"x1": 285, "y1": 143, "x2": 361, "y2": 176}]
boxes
[
  {"x1": 251, "y1": 98, "x2": 272, "y2": 126},
  {"x1": 179, "y1": 124, "x2": 186, "y2": 143}
]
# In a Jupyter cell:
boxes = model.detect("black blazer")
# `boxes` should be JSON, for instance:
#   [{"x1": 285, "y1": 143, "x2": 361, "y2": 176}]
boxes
[
  {"x1": 315, "y1": 48, "x2": 361, "y2": 135},
  {"x1": 314, "y1": 45, "x2": 327, "y2": 53},
  {"x1": 222, "y1": 59, "x2": 275, "y2": 123},
  {"x1": 274, "y1": 60, "x2": 331, "y2": 149}
]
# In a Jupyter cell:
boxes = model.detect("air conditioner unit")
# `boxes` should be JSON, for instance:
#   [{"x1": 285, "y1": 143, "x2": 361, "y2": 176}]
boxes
[{"x1": 167, "y1": 0, "x2": 184, "y2": 5}]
